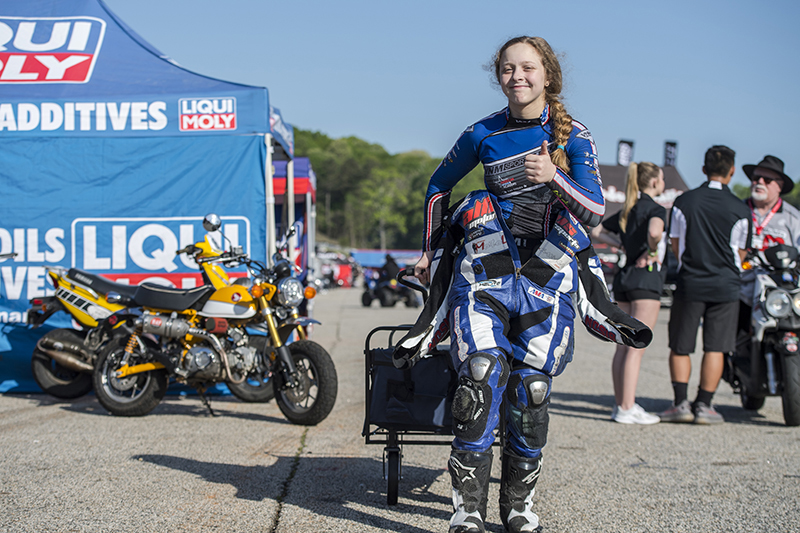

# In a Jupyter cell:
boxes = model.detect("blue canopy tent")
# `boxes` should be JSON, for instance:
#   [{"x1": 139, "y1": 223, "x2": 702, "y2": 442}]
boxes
[
  {"x1": 273, "y1": 158, "x2": 317, "y2": 283},
  {"x1": 0, "y1": 0, "x2": 294, "y2": 393}
]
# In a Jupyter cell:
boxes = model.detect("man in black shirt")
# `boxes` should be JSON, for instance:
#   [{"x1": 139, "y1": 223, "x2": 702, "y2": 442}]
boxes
[{"x1": 661, "y1": 145, "x2": 751, "y2": 424}]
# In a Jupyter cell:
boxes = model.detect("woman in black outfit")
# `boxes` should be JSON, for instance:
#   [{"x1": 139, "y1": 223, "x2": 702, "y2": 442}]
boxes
[{"x1": 592, "y1": 161, "x2": 665, "y2": 424}]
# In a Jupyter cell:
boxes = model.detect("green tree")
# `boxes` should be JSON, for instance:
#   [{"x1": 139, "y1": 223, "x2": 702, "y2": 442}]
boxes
[
  {"x1": 294, "y1": 128, "x2": 487, "y2": 249},
  {"x1": 732, "y1": 182, "x2": 750, "y2": 200}
]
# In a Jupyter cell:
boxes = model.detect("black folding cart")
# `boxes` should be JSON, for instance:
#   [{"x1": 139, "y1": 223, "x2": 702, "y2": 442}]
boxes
[
  {"x1": 362, "y1": 321, "x2": 457, "y2": 505},
  {"x1": 361, "y1": 269, "x2": 456, "y2": 504}
]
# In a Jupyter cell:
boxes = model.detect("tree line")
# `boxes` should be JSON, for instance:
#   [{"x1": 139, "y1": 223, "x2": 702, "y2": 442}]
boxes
[
  {"x1": 295, "y1": 128, "x2": 483, "y2": 250},
  {"x1": 296, "y1": 128, "x2": 800, "y2": 250}
]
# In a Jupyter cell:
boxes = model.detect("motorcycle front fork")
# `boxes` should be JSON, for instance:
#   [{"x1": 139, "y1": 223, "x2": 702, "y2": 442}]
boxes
[
  {"x1": 765, "y1": 350, "x2": 779, "y2": 395},
  {"x1": 261, "y1": 305, "x2": 300, "y2": 388}
]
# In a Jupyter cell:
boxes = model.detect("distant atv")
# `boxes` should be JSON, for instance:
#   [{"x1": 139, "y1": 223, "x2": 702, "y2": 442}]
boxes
[{"x1": 362, "y1": 274, "x2": 419, "y2": 308}]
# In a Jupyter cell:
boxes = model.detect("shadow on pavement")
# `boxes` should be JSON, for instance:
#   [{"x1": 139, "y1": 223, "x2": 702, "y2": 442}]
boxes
[{"x1": 134, "y1": 453, "x2": 454, "y2": 532}]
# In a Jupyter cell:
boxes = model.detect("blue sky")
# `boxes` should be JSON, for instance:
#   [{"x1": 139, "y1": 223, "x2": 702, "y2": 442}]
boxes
[{"x1": 104, "y1": 0, "x2": 800, "y2": 189}]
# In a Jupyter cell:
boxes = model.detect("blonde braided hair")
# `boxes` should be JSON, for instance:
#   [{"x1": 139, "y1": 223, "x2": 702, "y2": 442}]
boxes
[{"x1": 492, "y1": 36, "x2": 573, "y2": 173}]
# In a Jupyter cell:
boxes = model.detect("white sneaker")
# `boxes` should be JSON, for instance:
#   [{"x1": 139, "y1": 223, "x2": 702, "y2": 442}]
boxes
[{"x1": 612, "y1": 403, "x2": 660, "y2": 425}]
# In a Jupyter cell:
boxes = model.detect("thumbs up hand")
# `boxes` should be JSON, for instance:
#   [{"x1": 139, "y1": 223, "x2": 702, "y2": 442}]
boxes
[{"x1": 524, "y1": 140, "x2": 558, "y2": 184}]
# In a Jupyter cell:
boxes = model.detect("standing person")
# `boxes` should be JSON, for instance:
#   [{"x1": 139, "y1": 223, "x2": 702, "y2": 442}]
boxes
[
  {"x1": 660, "y1": 145, "x2": 751, "y2": 424},
  {"x1": 743, "y1": 155, "x2": 800, "y2": 252},
  {"x1": 411, "y1": 36, "x2": 633, "y2": 533},
  {"x1": 739, "y1": 156, "x2": 799, "y2": 329},
  {"x1": 592, "y1": 162, "x2": 665, "y2": 424}
]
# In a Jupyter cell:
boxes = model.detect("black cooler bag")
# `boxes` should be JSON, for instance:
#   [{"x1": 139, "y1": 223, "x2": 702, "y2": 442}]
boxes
[{"x1": 368, "y1": 348, "x2": 456, "y2": 431}]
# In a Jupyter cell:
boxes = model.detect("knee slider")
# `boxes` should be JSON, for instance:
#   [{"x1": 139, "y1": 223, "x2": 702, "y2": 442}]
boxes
[
  {"x1": 452, "y1": 352, "x2": 509, "y2": 443},
  {"x1": 506, "y1": 371, "x2": 550, "y2": 449}
]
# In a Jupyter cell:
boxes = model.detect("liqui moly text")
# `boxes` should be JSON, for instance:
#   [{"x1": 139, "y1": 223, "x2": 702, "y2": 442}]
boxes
[{"x1": 0, "y1": 17, "x2": 106, "y2": 83}]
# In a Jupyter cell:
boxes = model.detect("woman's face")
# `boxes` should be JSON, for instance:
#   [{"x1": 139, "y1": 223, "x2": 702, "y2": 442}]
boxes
[
  {"x1": 499, "y1": 43, "x2": 548, "y2": 119},
  {"x1": 654, "y1": 169, "x2": 665, "y2": 196}
]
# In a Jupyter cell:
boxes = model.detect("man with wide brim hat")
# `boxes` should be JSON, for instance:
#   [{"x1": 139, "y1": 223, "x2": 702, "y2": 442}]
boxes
[
  {"x1": 743, "y1": 155, "x2": 794, "y2": 195},
  {"x1": 742, "y1": 155, "x2": 799, "y2": 253},
  {"x1": 741, "y1": 153, "x2": 800, "y2": 309}
]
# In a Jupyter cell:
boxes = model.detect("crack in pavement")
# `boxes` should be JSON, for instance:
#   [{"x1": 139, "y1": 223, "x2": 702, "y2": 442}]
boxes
[{"x1": 271, "y1": 428, "x2": 308, "y2": 532}]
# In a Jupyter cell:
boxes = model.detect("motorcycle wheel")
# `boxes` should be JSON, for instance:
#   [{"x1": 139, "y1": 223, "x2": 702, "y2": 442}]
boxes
[
  {"x1": 740, "y1": 390, "x2": 765, "y2": 411},
  {"x1": 92, "y1": 336, "x2": 167, "y2": 417},
  {"x1": 404, "y1": 295, "x2": 420, "y2": 308},
  {"x1": 781, "y1": 354, "x2": 800, "y2": 426},
  {"x1": 227, "y1": 375, "x2": 275, "y2": 403},
  {"x1": 361, "y1": 292, "x2": 373, "y2": 307},
  {"x1": 378, "y1": 288, "x2": 396, "y2": 308},
  {"x1": 274, "y1": 340, "x2": 338, "y2": 426},
  {"x1": 30, "y1": 329, "x2": 94, "y2": 399}
]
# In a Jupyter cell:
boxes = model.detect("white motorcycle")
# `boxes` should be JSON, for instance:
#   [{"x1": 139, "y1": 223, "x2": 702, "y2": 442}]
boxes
[{"x1": 724, "y1": 244, "x2": 800, "y2": 426}]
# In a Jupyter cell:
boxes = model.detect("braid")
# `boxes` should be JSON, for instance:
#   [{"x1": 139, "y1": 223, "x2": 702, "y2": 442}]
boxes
[{"x1": 547, "y1": 97, "x2": 573, "y2": 174}]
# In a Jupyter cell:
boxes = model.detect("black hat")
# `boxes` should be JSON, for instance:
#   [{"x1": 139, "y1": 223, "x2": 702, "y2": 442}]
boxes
[{"x1": 743, "y1": 155, "x2": 794, "y2": 195}]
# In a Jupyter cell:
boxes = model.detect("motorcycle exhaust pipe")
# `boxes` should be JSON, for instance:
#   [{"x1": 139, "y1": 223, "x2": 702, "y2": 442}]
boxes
[
  {"x1": 186, "y1": 327, "x2": 247, "y2": 385},
  {"x1": 36, "y1": 338, "x2": 94, "y2": 373},
  {"x1": 137, "y1": 315, "x2": 247, "y2": 384}
]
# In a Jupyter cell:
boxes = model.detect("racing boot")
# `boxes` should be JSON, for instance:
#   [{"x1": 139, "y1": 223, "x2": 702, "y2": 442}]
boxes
[
  {"x1": 499, "y1": 451, "x2": 543, "y2": 533},
  {"x1": 448, "y1": 448, "x2": 493, "y2": 533}
]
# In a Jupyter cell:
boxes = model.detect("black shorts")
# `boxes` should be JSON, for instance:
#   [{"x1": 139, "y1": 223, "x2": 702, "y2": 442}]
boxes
[
  {"x1": 668, "y1": 295, "x2": 739, "y2": 354},
  {"x1": 612, "y1": 266, "x2": 663, "y2": 302},
  {"x1": 613, "y1": 287, "x2": 661, "y2": 302}
]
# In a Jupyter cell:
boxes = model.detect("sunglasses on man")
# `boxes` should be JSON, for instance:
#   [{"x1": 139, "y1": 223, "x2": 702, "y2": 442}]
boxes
[{"x1": 751, "y1": 174, "x2": 783, "y2": 185}]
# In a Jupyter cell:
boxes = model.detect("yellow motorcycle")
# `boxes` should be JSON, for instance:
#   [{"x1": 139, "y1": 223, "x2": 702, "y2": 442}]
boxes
[
  {"x1": 92, "y1": 215, "x2": 338, "y2": 424},
  {"x1": 27, "y1": 265, "x2": 136, "y2": 399}
]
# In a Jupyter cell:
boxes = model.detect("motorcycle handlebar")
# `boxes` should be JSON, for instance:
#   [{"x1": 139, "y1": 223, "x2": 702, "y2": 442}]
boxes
[{"x1": 176, "y1": 245, "x2": 201, "y2": 256}]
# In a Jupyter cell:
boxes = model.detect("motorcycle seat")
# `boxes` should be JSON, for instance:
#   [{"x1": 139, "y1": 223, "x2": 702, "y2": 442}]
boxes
[
  {"x1": 133, "y1": 283, "x2": 215, "y2": 311},
  {"x1": 66, "y1": 268, "x2": 139, "y2": 298}
]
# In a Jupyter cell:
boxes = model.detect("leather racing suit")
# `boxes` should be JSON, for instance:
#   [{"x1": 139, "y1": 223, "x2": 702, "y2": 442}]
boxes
[
  {"x1": 399, "y1": 106, "x2": 650, "y2": 532},
  {"x1": 421, "y1": 105, "x2": 606, "y2": 457},
  {"x1": 406, "y1": 102, "x2": 650, "y2": 532},
  {"x1": 412, "y1": 106, "x2": 620, "y2": 532}
]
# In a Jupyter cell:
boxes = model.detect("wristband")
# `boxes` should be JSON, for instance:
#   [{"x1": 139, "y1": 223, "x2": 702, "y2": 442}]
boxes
[{"x1": 648, "y1": 250, "x2": 658, "y2": 257}]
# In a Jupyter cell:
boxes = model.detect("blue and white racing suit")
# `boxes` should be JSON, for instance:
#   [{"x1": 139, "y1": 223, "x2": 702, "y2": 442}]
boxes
[{"x1": 420, "y1": 105, "x2": 606, "y2": 458}]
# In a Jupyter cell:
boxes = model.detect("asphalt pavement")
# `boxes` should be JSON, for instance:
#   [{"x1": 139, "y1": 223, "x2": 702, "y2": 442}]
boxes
[{"x1": 1, "y1": 287, "x2": 799, "y2": 533}]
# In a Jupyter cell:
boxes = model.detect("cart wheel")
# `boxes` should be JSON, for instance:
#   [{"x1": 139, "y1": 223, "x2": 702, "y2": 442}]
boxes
[{"x1": 386, "y1": 448, "x2": 400, "y2": 505}]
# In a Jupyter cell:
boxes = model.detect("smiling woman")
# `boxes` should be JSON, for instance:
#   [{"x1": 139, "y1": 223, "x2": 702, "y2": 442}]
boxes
[{"x1": 410, "y1": 35, "x2": 617, "y2": 533}]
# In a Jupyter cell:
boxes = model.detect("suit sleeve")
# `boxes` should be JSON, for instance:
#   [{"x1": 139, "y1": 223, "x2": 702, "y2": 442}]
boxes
[
  {"x1": 574, "y1": 247, "x2": 653, "y2": 348},
  {"x1": 422, "y1": 129, "x2": 480, "y2": 251},
  {"x1": 546, "y1": 123, "x2": 605, "y2": 227}
]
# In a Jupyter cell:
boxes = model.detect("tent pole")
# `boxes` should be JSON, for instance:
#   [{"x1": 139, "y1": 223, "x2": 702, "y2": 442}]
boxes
[
  {"x1": 287, "y1": 159, "x2": 296, "y2": 265},
  {"x1": 307, "y1": 191, "x2": 316, "y2": 283},
  {"x1": 265, "y1": 133, "x2": 275, "y2": 267}
]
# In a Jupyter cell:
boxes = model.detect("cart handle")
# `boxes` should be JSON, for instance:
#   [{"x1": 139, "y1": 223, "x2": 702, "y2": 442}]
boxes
[{"x1": 397, "y1": 267, "x2": 428, "y2": 304}]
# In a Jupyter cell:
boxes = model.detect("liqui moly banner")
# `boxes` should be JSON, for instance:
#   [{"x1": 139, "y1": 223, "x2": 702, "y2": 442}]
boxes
[
  {"x1": 0, "y1": 16, "x2": 106, "y2": 84},
  {"x1": 0, "y1": 216, "x2": 251, "y2": 323}
]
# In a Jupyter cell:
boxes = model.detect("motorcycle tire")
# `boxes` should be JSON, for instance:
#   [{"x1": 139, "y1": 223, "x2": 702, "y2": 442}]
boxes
[
  {"x1": 361, "y1": 292, "x2": 373, "y2": 307},
  {"x1": 92, "y1": 336, "x2": 168, "y2": 417},
  {"x1": 740, "y1": 390, "x2": 765, "y2": 411},
  {"x1": 781, "y1": 354, "x2": 800, "y2": 426},
  {"x1": 30, "y1": 329, "x2": 94, "y2": 399},
  {"x1": 274, "y1": 340, "x2": 338, "y2": 426},
  {"x1": 378, "y1": 288, "x2": 396, "y2": 308},
  {"x1": 404, "y1": 296, "x2": 420, "y2": 308}
]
